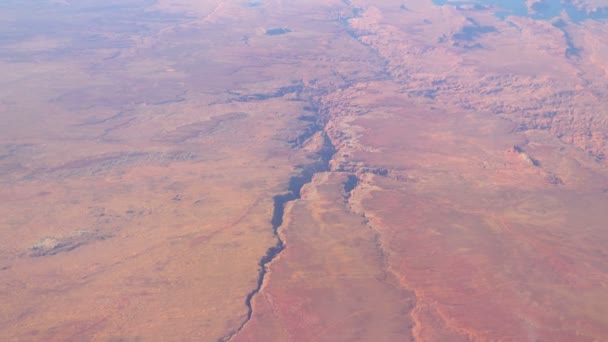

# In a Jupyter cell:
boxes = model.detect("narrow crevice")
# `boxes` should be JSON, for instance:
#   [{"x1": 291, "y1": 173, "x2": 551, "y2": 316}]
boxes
[
  {"x1": 232, "y1": 83, "x2": 304, "y2": 103},
  {"x1": 219, "y1": 113, "x2": 336, "y2": 342},
  {"x1": 288, "y1": 117, "x2": 322, "y2": 148},
  {"x1": 334, "y1": 3, "x2": 392, "y2": 81},
  {"x1": 552, "y1": 19, "x2": 581, "y2": 58},
  {"x1": 343, "y1": 174, "x2": 360, "y2": 201}
]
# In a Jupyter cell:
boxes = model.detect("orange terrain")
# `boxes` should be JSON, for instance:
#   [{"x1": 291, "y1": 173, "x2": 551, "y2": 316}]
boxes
[{"x1": 1, "y1": 0, "x2": 608, "y2": 341}]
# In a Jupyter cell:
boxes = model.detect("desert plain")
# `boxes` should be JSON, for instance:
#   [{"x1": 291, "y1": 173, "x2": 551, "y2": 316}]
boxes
[{"x1": 1, "y1": 0, "x2": 608, "y2": 341}]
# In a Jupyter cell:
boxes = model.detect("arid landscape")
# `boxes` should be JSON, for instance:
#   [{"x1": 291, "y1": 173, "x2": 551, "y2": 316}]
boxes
[{"x1": 1, "y1": 0, "x2": 608, "y2": 341}]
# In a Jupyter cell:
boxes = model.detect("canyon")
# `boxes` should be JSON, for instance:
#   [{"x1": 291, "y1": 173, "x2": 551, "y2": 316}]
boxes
[{"x1": 1, "y1": 0, "x2": 608, "y2": 340}]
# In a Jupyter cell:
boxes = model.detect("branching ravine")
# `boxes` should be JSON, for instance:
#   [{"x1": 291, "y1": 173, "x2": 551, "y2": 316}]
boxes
[
  {"x1": 342, "y1": 173, "x2": 421, "y2": 340},
  {"x1": 343, "y1": 176, "x2": 393, "y2": 278}
]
